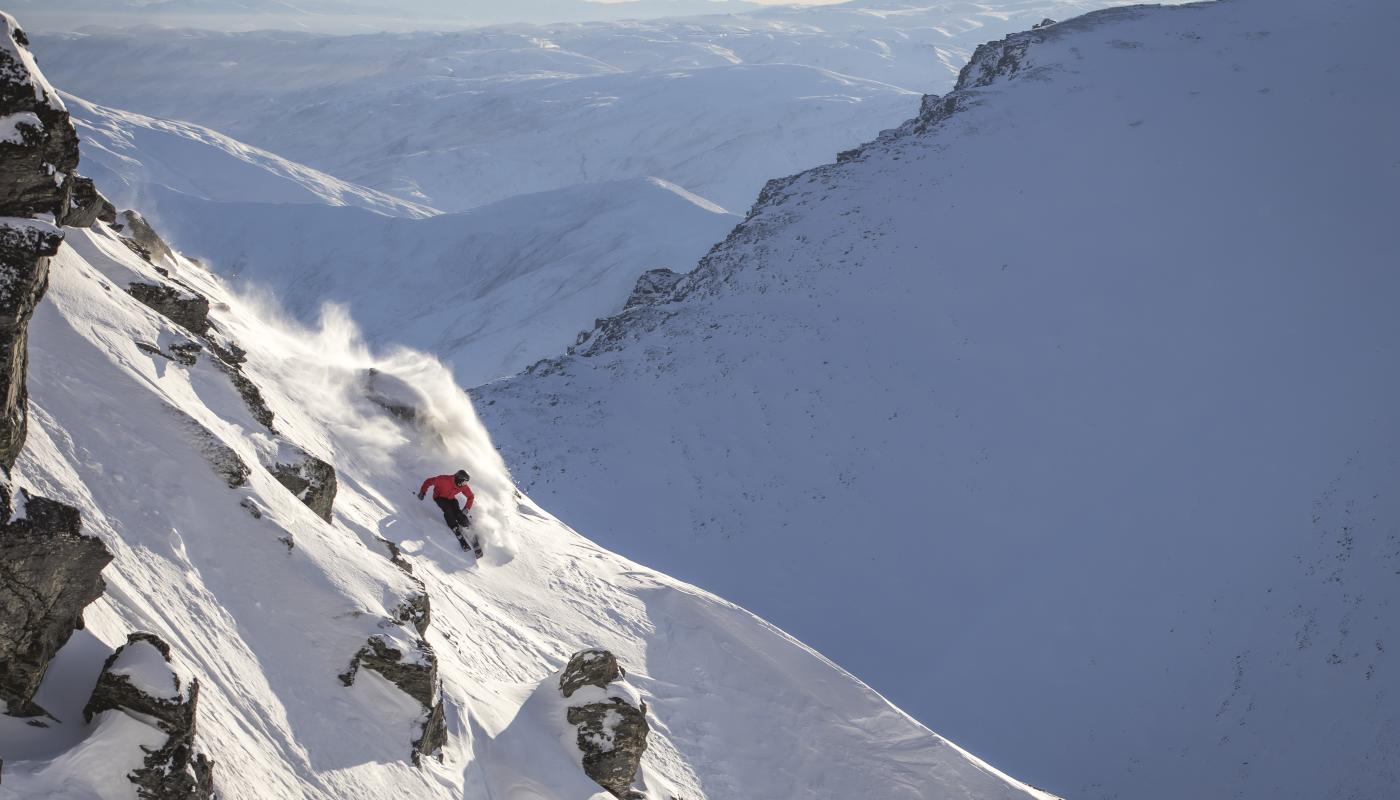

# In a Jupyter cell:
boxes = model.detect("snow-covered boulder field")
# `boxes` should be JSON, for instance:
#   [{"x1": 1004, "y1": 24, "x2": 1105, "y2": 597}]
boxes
[
  {"x1": 477, "y1": 1, "x2": 1400, "y2": 798},
  {"x1": 0, "y1": 12, "x2": 1054, "y2": 800}
]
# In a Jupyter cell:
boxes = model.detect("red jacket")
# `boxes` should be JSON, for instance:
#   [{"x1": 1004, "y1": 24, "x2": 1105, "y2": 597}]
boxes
[{"x1": 420, "y1": 475, "x2": 474, "y2": 509}]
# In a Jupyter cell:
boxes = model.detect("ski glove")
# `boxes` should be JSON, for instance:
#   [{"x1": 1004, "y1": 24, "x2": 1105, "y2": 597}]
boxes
[{"x1": 417, "y1": 491, "x2": 425, "y2": 501}]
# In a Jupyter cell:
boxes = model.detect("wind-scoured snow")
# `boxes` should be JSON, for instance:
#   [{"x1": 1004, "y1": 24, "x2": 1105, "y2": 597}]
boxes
[
  {"x1": 477, "y1": 1, "x2": 1400, "y2": 798},
  {"x1": 0, "y1": 217, "x2": 1053, "y2": 799},
  {"x1": 65, "y1": 94, "x2": 438, "y2": 218}
]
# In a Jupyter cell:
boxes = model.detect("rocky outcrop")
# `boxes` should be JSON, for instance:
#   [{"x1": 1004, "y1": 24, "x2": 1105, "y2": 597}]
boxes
[
  {"x1": 84, "y1": 633, "x2": 216, "y2": 800},
  {"x1": 0, "y1": 219, "x2": 59, "y2": 469},
  {"x1": 265, "y1": 444, "x2": 337, "y2": 522},
  {"x1": 127, "y1": 282, "x2": 211, "y2": 337},
  {"x1": 0, "y1": 491, "x2": 112, "y2": 716},
  {"x1": 623, "y1": 268, "x2": 683, "y2": 312},
  {"x1": 57, "y1": 175, "x2": 116, "y2": 228},
  {"x1": 338, "y1": 632, "x2": 447, "y2": 765},
  {"x1": 169, "y1": 406, "x2": 250, "y2": 488},
  {"x1": 119, "y1": 210, "x2": 176, "y2": 266},
  {"x1": 560, "y1": 649, "x2": 649, "y2": 800},
  {"x1": 0, "y1": 14, "x2": 78, "y2": 220},
  {"x1": 0, "y1": 16, "x2": 112, "y2": 721}
]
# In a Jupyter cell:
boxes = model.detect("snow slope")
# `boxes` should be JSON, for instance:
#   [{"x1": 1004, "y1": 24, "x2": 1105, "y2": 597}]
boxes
[
  {"x1": 0, "y1": 214, "x2": 1054, "y2": 798},
  {"x1": 33, "y1": 1, "x2": 1180, "y2": 212},
  {"x1": 133, "y1": 176, "x2": 737, "y2": 386},
  {"x1": 65, "y1": 94, "x2": 437, "y2": 218},
  {"x1": 476, "y1": 1, "x2": 1400, "y2": 798}
]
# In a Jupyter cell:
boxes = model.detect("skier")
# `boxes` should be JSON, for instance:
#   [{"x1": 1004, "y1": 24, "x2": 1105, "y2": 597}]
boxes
[{"x1": 418, "y1": 470, "x2": 479, "y2": 555}]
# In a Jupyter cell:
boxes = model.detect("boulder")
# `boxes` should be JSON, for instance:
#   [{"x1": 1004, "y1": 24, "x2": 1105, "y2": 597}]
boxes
[
  {"x1": 0, "y1": 218, "x2": 61, "y2": 471},
  {"x1": 57, "y1": 175, "x2": 116, "y2": 228},
  {"x1": 0, "y1": 490, "x2": 112, "y2": 716},
  {"x1": 559, "y1": 649, "x2": 649, "y2": 799},
  {"x1": 559, "y1": 648, "x2": 625, "y2": 698},
  {"x1": 338, "y1": 633, "x2": 447, "y2": 765},
  {"x1": 266, "y1": 444, "x2": 337, "y2": 522},
  {"x1": 119, "y1": 210, "x2": 176, "y2": 266},
  {"x1": 0, "y1": 13, "x2": 79, "y2": 219},
  {"x1": 84, "y1": 632, "x2": 216, "y2": 800},
  {"x1": 127, "y1": 282, "x2": 211, "y2": 337}
]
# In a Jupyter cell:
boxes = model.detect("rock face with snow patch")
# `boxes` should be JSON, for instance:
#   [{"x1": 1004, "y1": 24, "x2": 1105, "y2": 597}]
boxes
[
  {"x1": 84, "y1": 632, "x2": 216, "y2": 800},
  {"x1": 0, "y1": 14, "x2": 77, "y2": 219},
  {"x1": 560, "y1": 649, "x2": 649, "y2": 800},
  {"x1": 0, "y1": 491, "x2": 111, "y2": 715},
  {"x1": 339, "y1": 633, "x2": 448, "y2": 764},
  {"x1": 0, "y1": 12, "x2": 113, "y2": 720},
  {"x1": 266, "y1": 444, "x2": 338, "y2": 522}
]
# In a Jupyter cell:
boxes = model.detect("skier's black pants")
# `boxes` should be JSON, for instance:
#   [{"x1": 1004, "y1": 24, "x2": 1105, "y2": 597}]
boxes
[{"x1": 433, "y1": 497, "x2": 470, "y2": 535}]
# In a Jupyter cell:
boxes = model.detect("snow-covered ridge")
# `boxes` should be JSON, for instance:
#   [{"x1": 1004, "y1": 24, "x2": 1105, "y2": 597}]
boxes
[{"x1": 476, "y1": 1, "x2": 1400, "y2": 798}]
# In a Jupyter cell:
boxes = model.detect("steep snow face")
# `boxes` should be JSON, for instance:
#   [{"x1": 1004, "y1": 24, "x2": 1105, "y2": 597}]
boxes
[
  {"x1": 65, "y1": 94, "x2": 437, "y2": 218},
  {"x1": 478, "y1": 1, "x2": 1400, "y2": 798},
  {"x1": 0, "y1": 218, "x2": 1051, "y2": 799},
  {"x1": 33, "y1": 1, "x2": 1181, "y2": 212},
  {"x1": 128, "y1": 176, "x2": 737, "y2": 386}
]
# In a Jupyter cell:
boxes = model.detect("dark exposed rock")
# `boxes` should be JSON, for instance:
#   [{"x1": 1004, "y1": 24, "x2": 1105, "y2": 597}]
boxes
[
  {"x1": 567, "y1": 700, "x2": 649, "y2": 800},
  {"x1": 338, "y1": 633, "x2": 447, "y2": 765},
  {"x1": 379, "y1": 536, "x2": 415, "y2": 575},
  {"x1": 1034, "y1": 18, "x2": 1058, "y2": 30},
  {"x1": 265, "y1": 445, "x2": 337, "y2": 521},
  {"x1": 394, "y1": 591, "x2": 431, "y2": 637},
  {"x1": 84, "y1": 632, "x2": 216, "y2": 800},
  {"x1": 127, "y1": 282, "x2": 211, "y2": 337},
  {"x1": 0, "y1": 219, "x2": 60, "y2": 471},
  {"x1": 623, "y1": 268, "x2": 683, "y2": 311},
  {"x1": 119, "y1": 210, "x2": 175, "y2": 266},
  {"x1": 559, "y1": 648, "x2": 625, "y2": 698},
  {"x1": 0, "y1": 15, "x2": 78, "y2": 220},
  {"x1": 168, "y1": 406, "x2": 249, "y2": 488},
  {"x1": 57, "y1": 175, "x2": 116, "y2": 228},
  {"x1": 560, "y1": 649, "x2": 648, "y2": 799},
  {"x1": 0, "y1": 490, "x2": 112, "y2": 716},
  {"x1": 136, "y1": 339, "x2": 202, "y2": 367}
]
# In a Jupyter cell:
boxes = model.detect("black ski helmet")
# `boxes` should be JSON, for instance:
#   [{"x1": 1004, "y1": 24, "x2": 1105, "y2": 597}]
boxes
[{"x1": 454, "y1": 470, "x2": 470, "y2": 484}]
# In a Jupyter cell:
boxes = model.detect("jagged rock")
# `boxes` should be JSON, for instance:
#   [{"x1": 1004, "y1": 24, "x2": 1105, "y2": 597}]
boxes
[
  {"x1": 0, "y1": 490, "x2": 112, "y2": 716},
  {"x1": 560, "y1": 649, "x2": 649, "y2": 799},
  {"x1": 338, "y1": 633, "x2": 447, "y2": 764},
  {"x1": 127, "y1": 282, "x2": 211, "y2": 337},
  {"x1": 394, "y1": 591, "x2": 431, "y2": 637},
  {"x1": 0, "y1": 14, "x2": 78, "y2": 219},
  {"x1": 0, "y1": 219, "x2": 60, "y2": 470},
  {"x1": 84, "y1": 632, "x2": 216, "y2": 800},
  {"x1": 119, "y1": 210, "x2": 175, "y2": 266},
  {"x1": 266, "y1": 444, "x2": 337, "y2": 521},
  {"x1": 623, "y1": 268, "x2": 683, "y2": 311},
  {"x1": 57, "y1": 175, "x2": 116, "y2": 228},
  {"x1": 560, "y1": 648, "x2": 625, "y2": 698},
  {"x1": 168, "y1": 406, "x2": 249, "y2": 488}
]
